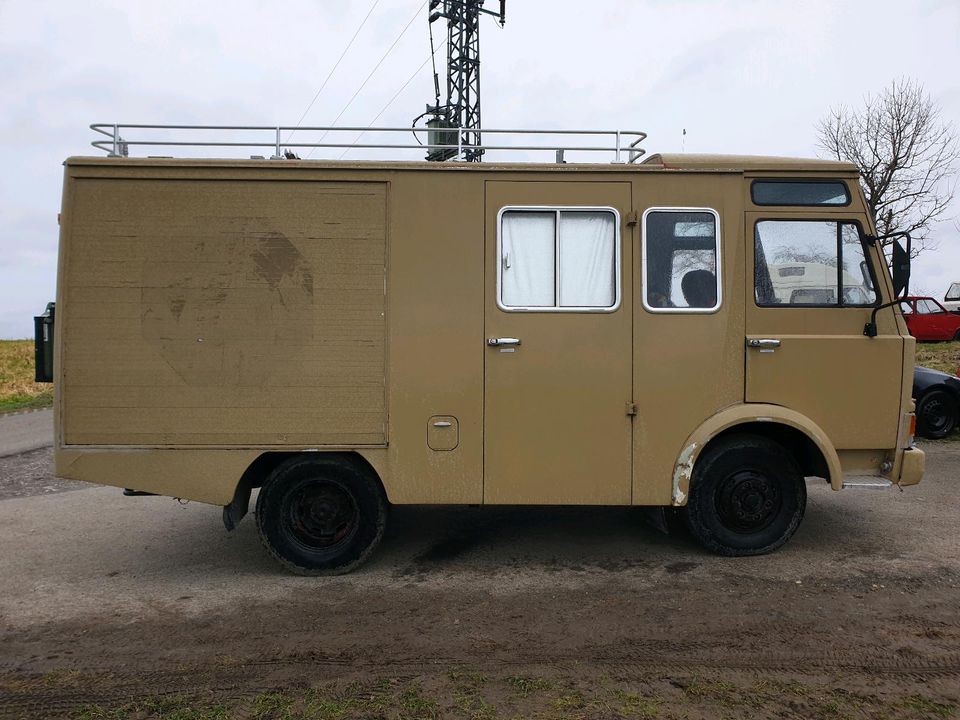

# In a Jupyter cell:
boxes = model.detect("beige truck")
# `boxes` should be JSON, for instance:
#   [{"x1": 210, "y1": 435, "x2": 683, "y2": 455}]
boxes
[{"x1": 37, "y1": 129, "x2": 924, "y2": 574}]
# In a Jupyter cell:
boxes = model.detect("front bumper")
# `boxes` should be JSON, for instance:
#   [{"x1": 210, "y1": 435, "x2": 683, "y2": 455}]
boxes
[{"x1": 897, "y1": 446, "x2": 925, "y2": 487}]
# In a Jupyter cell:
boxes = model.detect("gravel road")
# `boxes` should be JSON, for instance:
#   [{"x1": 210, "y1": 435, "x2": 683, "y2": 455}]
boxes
[{"x1": 0, "y1": 408, "x2": 53, "y2": 458}]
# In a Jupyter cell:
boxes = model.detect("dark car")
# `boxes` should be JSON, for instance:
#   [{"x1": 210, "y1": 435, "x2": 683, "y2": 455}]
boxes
[{"x1": 914, "y1": 366, "x2": 960, "y2": 439}]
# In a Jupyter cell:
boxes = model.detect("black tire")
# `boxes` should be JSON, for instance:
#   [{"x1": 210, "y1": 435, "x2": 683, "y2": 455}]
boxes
[
  {"x1": 953, "y1": 329, "x2": 960, "y2": 341},
  {"x1": 684, "y1": 435, "x2": 806, "y2": 556},
  {"x1": 255, "y1": 455, "x2": 387, "y2": 575},
  {"x1": 916, "y1": 389, "x2": 958, "y2": 439}
]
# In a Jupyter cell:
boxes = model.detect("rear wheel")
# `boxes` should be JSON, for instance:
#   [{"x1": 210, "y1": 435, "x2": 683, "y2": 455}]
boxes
[
  {"x1": 685, "y1": 435, "x2": 806, "y2": 556},
  {"x1": 916, "y1": 389, "x2": 958, "y2": 439},
  {"x1": 256, "y1": 455, "x2": 387, "y2": 575}
]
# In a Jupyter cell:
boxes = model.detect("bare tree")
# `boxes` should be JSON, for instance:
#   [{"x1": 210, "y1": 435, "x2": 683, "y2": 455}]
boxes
[{"x1": 817, "y1": 78, "x2": 959, "y2": 255}]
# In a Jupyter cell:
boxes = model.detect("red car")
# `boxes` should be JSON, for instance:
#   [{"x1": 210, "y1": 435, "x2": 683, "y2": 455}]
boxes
[{"x1": 899, "y1": 296, "x2": 960, "y2": 342}]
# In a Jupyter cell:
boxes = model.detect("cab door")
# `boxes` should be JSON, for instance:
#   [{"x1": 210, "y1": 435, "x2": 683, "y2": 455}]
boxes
[
  {"x1": 483, "y1": 181, "x2": 633, "y2": 504},
  {"x1": 745, "y1": 212, "x2": 903, "y2": 448}
]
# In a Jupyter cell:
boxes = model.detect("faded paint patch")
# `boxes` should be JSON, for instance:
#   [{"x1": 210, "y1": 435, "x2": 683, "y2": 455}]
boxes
[
  {"x1": 142, "y1": 227, "x2": 315, "y2": 387},
  {"x1": 250, "y1": 233, "x2": 314, "y2": 295},
  {"x1": 672, "y1": 442, "x2": 697, "y2": 505},
  {"x1": 169, "y1": 295, "x2": 186, "y2": 320}
]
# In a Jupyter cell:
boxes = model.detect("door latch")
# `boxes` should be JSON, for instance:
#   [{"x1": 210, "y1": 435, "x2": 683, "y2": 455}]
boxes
[{"x1": 487, "y1": 337, "x2": 521, "y2": 347}]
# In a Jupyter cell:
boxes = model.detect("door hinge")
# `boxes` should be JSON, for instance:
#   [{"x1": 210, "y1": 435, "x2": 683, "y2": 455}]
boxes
[
  {"x1": 625, "y1": 210, "x2": 639, "y2": 227},
  {"x1": 626, "y1": 402, "x2": 638, "y2": 416}
]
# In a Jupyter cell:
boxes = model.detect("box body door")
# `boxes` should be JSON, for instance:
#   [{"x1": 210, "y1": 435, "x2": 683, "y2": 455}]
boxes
[{"x1": 483, "y1": 181, "x2": 633, "y2": 504}]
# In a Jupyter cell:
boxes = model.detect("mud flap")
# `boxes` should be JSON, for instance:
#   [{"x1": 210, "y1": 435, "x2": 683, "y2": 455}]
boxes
[
  {"x1": 639, "y1": 506, "x2": 670, "y2": 535},
  {"x1": 223, "y1": 484, "x2": 252, "y2": 531}
]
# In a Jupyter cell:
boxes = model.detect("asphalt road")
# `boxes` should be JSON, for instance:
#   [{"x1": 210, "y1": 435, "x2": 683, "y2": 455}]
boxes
[
  {"x1": 0, "y1": 408, "x2": 53, "y2": 458},
  {"x1": 0, "y1": 441, "x2": 958, "y2": 718}
]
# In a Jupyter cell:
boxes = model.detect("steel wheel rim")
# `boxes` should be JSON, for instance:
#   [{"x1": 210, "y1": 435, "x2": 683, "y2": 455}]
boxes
[
  {"x1": 284, "y1": 479, "x2": 359, "y2": 552},
  {"x1": 921, "y1": 396, "x2": 951, "y2": 433},
  {"x1": 715, "y1": 469, "x2": 782, "y2": 533}
]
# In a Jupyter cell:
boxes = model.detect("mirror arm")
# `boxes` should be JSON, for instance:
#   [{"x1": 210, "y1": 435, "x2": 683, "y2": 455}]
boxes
[
  {"x1": 865, "y1": 229, "x2": 912, "y2": 245},
  {"x1": 864, "y1": 299, "x2": 904, "y2": 338}
]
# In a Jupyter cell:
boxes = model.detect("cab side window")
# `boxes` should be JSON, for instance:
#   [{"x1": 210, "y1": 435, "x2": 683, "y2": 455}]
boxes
[
  {"x1": 754, "y1": 220, "x2": 877, "y2": 307},
  {"x1": 643, "y1": 209, "x2": 721, "y2": 312}
]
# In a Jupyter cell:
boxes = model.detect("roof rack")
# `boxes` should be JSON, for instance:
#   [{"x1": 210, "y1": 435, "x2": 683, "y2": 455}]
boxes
[{"x1": 90, "y1": 123, "x2": 648, "y2": 164}]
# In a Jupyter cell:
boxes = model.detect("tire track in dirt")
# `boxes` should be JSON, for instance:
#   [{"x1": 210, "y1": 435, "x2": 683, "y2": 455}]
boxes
[{"x1": 4, "y1": 645, "x2": 960, "y2": 719}]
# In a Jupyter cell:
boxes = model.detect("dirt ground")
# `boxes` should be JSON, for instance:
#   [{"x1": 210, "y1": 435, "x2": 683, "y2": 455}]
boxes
[{"x1": 0, "y1": 444, "x2": 958, "y2": 719}]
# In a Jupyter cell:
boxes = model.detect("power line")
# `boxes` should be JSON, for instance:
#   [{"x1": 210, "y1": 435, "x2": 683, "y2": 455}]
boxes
[
  {"x1": 306, "y1": 0, "x2": 428, "y2": 159},
  {"x1": 338, "y1": 55, "x2": 433, "y2": 160},
  {"x1": 286, "y1": 0, "x2": 381, "y2": 144}
]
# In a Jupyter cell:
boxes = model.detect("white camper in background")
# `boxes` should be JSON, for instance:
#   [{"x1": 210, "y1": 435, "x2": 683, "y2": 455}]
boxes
[
  {"x1": 768, "y1": 262, "x2": 872, "y2": 305},
  {"x1": 942, "y1": 282, "x2": 960, "y2": 312}
]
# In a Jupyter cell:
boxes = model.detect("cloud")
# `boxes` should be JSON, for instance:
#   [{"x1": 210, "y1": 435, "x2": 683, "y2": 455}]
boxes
[{"x1": 0, "y1": 0, "x2": 958, "y2": 337}]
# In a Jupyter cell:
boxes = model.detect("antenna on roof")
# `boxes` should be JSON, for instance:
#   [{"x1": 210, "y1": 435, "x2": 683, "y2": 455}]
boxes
[{"x1": 414, "y1": 0, "x2": 506, "y2": 162}]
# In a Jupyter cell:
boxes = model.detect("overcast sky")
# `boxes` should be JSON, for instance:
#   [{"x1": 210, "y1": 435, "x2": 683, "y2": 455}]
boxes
[{"x1": 1, "y1": 0, "x2": 958, "y2": 338}]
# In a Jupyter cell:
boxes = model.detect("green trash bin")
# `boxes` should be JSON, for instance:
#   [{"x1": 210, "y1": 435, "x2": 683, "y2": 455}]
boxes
[{"x1": 34, "y1": 302, "x2": 55, "y2": 383}]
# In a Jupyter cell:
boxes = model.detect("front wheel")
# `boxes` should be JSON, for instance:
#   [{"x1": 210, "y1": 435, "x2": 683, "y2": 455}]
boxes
[
  {"x1": 916, "y1": 389, "x2": 958, "y2": 439},
  {"x1": 256, "y1": 455, "x2": 388, "y2": 575},
  {"x1": 684, "y1": 435, "x2": 806, "y2": 556}
]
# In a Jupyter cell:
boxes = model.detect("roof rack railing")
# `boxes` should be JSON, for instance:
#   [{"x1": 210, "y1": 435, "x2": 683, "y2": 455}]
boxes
[{"x1": 90, "y1": 124, "x2": 647, "y2": 164}]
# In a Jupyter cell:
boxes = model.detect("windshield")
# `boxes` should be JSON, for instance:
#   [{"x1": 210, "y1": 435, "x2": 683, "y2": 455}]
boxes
[{"x1": 947, "y1": 283, "x2": 960, "y2": 301}]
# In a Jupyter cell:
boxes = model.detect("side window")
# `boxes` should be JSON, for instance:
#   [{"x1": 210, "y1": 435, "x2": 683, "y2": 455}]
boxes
[
  {"x1": 499, "y1": 208, "x2": 619, "y2": 311},
  {"x1": 754, "y1": 220, "x2": 878, "y2": 307},
  {"x1": 947, "y1": 283, "x2": 960, "y2": 302},
  {"x1": 751, "y1": 180, "x2": 850, "y2": 206},
  {"x1": 643, "y1": 209, "x2": 721, "y2": 312},
  {"x1": 917, "y1": 299, "x2": 942, "y2": 315}
]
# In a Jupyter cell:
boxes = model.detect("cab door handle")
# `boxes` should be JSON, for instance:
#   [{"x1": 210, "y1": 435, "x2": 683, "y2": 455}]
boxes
[
  {"x1": 747, "y1": 338, "x2": 781, "y2": 349},
  {"x1": 487, "y1": 337, "x2": 522, "y2": 347}
]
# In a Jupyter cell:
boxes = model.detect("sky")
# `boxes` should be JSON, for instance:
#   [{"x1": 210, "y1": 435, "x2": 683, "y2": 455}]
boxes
[{"x1": 0, "y1": 0, "x2": 958, "y2": 338}]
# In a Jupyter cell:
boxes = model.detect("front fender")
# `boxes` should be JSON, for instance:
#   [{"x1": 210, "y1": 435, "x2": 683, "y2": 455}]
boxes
[{"x1": 670, "y1": 404, "x2": 843, "y2": 505}]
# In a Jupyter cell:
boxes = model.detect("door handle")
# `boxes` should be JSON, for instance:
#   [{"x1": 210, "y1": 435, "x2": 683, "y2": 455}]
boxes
[
  {"x1": 747, "y1": 338, "x2": 781, "y2": 349},
  {"x1": 487, "y1": 337, "x2": 522, "y2": 347}
]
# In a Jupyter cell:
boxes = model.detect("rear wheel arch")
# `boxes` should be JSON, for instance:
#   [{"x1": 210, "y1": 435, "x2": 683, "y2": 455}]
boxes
[
  {"x1": 224, "y1": 451, "x2": 387, "y2": 531},
  {"x1": 671, "y1": 405, "x2": 842, "y2": 505}
]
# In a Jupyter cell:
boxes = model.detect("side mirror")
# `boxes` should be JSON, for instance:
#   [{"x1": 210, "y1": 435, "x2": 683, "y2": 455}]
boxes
[
  {"x1": 891, "y1": 238, "x2": 911, "y2": 298},
  {"x1": 864, "y1": 232, "x2": 912, "y2": 338}
]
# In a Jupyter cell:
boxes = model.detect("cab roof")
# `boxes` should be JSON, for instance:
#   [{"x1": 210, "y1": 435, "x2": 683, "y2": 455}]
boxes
[{"x1": 643, "y1": 153, "x2": 858, "y2": 172}]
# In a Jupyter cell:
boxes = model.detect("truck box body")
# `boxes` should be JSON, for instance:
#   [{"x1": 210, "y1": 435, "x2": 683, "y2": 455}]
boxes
[{"x1": 53, "y1": 156, "x2": 922, "y2": 511}]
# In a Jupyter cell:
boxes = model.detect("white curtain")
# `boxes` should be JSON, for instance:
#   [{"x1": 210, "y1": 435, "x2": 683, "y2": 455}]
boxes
[
  {"x1": 501, "y1": 212, "x2": 556, "y2": 307},
  {"x1": 559, "y1": 211, "x2": 615, "y2": 307}
]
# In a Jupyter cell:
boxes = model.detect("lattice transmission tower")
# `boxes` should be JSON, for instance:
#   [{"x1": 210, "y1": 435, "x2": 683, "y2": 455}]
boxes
[{"x1": 418, "y1": 0, "x2": 506, "y2": 161}]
